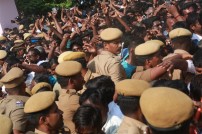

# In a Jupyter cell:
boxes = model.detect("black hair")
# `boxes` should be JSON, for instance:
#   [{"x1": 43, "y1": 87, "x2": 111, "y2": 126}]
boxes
[
  {"x1": 28, "y1": 48, "x2": 41, "y2": 57},
  {"x1": 39, "y1": 62, "x2": 51, "y2": 70},
  {"x1": 142, "y1": 2, "x2": 153, "y2": 13},
  {"x1": 117, "y1": 95, "x2": 140, "y2": 115},
  {"x1": 153, "y1": 79, "x2": 189, "y2": 96},
  {"x1": 135, "y1": 51, "x2": 161, "y2": 66},
  {"x1": 5, "y1": 55, "x2": 21, "y2": 72},
  {"x1": 122, "y1": 32, "x2": 134, "y2": 48},
  {"x1": 135, "y1": 55, "x2": 151, "y2": 66},
  {"x1": 178, "y1": 1, "x2": 198, "y2": 16},
  {"x1": 132, "y1": 1, "x2": 145, "y2": 14},
  {"x1": 131, "y1": 26, "x2": 147, "y2": 39},
  {"x1": 160, "y1": 45, "x2": 174, "y2": 57},
  {"x1": 81, "y1": 76, "x2": 115, "y2": 111},
  {"x1": 193, "y1": 48, "x2": 202, "y2": 67},
  {"x1": 49, "y1": 56, "x2": 58, "y2": 66},
  {"x1": 85, "y1": 75, "x2": 115, "y2": 105},
  {"x1": 172, "y1": 21, "x2": 188, "y2": 29},
  {"x1": 79, "y1": 88, "x2": 96, "y2": 105},
  {"x1": 85, "y1": 75, "x2": 114, "y2": 89},
  {"x1": 171, "y1": 36, "x2": 192, "y2": 53},
  {"x1": 96, "y1": 43, "x2": 104, "y2": 50},
  {"x1": 52, "y1": 34, "x2": 62, "y2": 45},
  {"x1": 128, "y1": 37, "x2": 144, "y2": 50},
  {"x1": 75, "y1": 58, "x2": 87, "y2": 68},
  {"x1": 73, "y1": 105, "x2": 103, "y2": 134},
  {"x1": 142, "y1": 16, "x2": 160, "y2": 29},
  {"x1": 0, "y1": 40, "x2": 6, "y2": 44},
  {"x1": 70, "y1": 40, "x2": 83, "y2": 51},
  {"x1": 81, "y1": 87, "x2": 113, "y2": 108},
  {"x1": 33, "y1": 73, "x2": 50, "y2": 83},
  {"x1": 190, "y1": 74, "x2": 202, "y2": 101},
  {"x1": 27, "y1": 104, "x2": 52, "y2": 129},
  {"x1": 199, "y1": 10, "x2": 202, "y2": 25},
  {"x1": 56, "y1": 75, "x2": 70, "y2": 89},
  {"x1": 186, "y1": 12, "x2": 199, "y2": 30}
]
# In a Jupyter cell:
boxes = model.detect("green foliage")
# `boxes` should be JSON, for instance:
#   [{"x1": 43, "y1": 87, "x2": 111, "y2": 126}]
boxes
[
  {"x1": 46, "y1": 0, "x2": 73, "y2": 8},
  {"x1": 15, "y1": 0, "x2": 73, "y2": 16}
]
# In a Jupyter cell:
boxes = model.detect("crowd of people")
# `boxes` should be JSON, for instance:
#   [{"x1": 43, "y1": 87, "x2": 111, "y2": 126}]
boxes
[{"x1": 1, "y1": 0, "x2": 202, "y2": 133}]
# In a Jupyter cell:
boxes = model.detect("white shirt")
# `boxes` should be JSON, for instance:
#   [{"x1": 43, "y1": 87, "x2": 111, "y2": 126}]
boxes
[
  {"x1": 186, "y1": 60, "x2": 196, "y2": 74},
  {"x1": 25, "y1": 59, "x2": 49, "y2": 88},
  {"x1": 102, "y1": 101, "x2": 124, "y2": 134},
  {"x1": 192, "y1": 33, "x2": 202, "y2": 42}
]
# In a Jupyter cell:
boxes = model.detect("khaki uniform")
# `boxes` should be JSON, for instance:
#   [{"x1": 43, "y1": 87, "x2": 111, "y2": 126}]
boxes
[
  {"x1": 117, "y1": 116, "x2": 148, "y2": 134},
  {"x1": 87, "y1": 51, "x2": 126, "y2": 83},
  {"x1": 132, "y1": 65, "x2": 170, "y2": 82},
  {"x1": 0, "y1": 95, "x2": 29, "y2": 132},
  {"x1": 58, "y1": 89, "x2": 80, "y2": 133},
  {"x1": 84, "y1": 69, "x2": 94, "y2": 82},
  {"x1": 163, "y1": 49, "x2": 195, "y2": 83},
  {"x1": 131, "y1": 66, "x2": 152, "y2": 82}
]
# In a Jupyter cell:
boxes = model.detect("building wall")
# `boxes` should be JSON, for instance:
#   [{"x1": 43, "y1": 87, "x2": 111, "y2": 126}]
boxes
[{"x1": 0, "y1": 0, "x2": 18, "y2": 35}]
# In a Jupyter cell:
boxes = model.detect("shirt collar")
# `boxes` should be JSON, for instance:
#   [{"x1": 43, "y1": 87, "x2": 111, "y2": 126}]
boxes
[{"x1": 174, "y1": 49, "x2": 190, "y2": 54}]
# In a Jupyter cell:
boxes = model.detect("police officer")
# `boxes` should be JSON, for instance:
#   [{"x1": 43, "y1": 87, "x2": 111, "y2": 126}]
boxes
[
  {"x1": 164, "y1": 28, "x2": 195, "y2": 81},
  {"x1": 87, "y1": 28, "x2": 126, "y2": 83},
  {"x1": 131, "y1": 41, "x2": 167, "y2": 82},
  {"x1": 116, "y1": 79, "x2": 151, "y2": 134},
  {"x1": 56, "y1": 61, "x2": 85, "y2": 133},
  {"x1": 0, "y1": 114, "x2": 13, "y2": 134},
  {"x1": 24, "y1": 91, "x2": 63, "y2": 134},
  {"x1": 140, "y1": 87, "x2": 194, "y2": 134},
  {"x1": 0, "y1": 67, "x2": 29, "y2": 134},
  {"x1": 53, "y1": 51, "x2": 87, "y2": 96},
  {"x1": 0, "y1": 50, "x2": 7, "y2": 77}
]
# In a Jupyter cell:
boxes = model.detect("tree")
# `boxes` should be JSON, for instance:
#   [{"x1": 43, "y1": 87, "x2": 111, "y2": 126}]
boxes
[{"x1": 15, "y1": 0, "x2": 73, "y2": 17}]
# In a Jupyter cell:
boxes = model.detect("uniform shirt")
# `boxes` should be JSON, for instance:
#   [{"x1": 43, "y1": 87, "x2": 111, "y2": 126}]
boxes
[
  {"x1": 58, "y1": 89, "x2": 80, "y2": 133},
  {"x1": 131, "y1": 66, "x2": 152, "y2": 82},
  {"x1": 163, "y1": 49, "x2": 195, "y2": 83},
  {"x1": 87, "y1": 51, "x2": 126, "y2": 83},
  {"x1": 131, "y1": 66, "x2": 170, "y2": 82},
  {"x1": 117, "y1": 116, "x2": 148, "y2": 134},
  {"x1": 0, "y1": 95, "x2": 29, "y2": 132}
]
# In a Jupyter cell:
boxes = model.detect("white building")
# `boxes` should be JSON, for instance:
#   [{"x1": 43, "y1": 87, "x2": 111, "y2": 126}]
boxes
[{"x1": 0, "y1": 0, "x2": 18, "y2": 35}]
